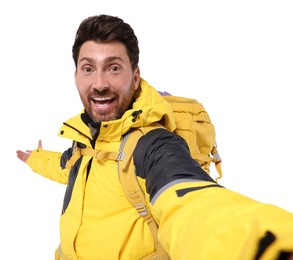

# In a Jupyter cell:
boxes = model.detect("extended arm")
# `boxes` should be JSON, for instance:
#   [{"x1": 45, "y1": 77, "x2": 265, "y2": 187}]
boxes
[
  {"x1": 16, "y1": 140, "x2": 70, "y2": 184},
  {"x1": 134, "y1": 129, "x2": 293, "y2": 259}
]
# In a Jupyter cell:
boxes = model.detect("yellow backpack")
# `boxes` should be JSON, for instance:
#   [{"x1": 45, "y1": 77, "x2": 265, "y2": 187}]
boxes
[
  {"x1": 163, "y1": 95, "x2": 221, "y2": 177},
  {"x1": 65, "y1": 95, "x2": 222, "y2": 259}
]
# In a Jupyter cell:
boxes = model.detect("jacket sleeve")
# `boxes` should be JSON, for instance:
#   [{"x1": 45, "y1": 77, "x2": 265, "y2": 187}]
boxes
[
  {"x1": 27, "y1": 148, "x2": 70, "y2": 184},
  {"x1": 152, "y1": 182, "x2": 293, "y2": 259},
  {"x1": 134, "y1": 129, "x2": 293, "y2": 259},
  {"x1": 134, "y1": 128, "x2": 217, "y2": 202}
]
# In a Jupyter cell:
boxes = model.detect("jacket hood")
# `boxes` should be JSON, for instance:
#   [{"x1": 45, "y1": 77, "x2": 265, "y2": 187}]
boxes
[{"x1": 58, "y1": 78, "x2": 176, "y2": 144}]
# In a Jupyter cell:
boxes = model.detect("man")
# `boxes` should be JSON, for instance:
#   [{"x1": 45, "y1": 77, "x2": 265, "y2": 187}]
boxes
[{"x1": 17, "y1": 14, "x2": 293, "y2": 259}]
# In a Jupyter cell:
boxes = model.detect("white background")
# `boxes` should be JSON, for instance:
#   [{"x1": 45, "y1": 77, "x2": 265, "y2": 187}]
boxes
[{"x1": 1, "y1": 0, "x2": 292, "y2": 259}]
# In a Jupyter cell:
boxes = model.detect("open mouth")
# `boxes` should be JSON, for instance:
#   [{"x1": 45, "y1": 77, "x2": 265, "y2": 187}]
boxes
[{"x1": 91, "y1": 96, "x2": 116, "y2": 109}]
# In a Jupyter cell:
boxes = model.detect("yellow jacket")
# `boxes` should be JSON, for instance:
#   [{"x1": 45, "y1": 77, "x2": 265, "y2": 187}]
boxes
[{"x1": 27, "y1": 79, "x2": 293, "y2": 259}]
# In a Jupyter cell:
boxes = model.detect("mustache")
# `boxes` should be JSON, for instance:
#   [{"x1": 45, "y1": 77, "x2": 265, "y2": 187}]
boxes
[{"x1": 91, "y1": 88, "x2": 113, "y2": 96}]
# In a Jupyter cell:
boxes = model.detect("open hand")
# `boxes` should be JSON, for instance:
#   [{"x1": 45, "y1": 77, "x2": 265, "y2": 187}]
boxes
[{"x1": 16, "y1": 140, "x2": 42, "y2": 163}]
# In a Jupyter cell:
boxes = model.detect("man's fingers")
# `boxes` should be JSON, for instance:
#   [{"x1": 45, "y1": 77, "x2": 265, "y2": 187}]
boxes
[
  {"x1": 16, "y1": 150, "x2": 30, "y2": 163},
  {"x1": 16, "y1": 140, "x2": 41, "y2": 163}
]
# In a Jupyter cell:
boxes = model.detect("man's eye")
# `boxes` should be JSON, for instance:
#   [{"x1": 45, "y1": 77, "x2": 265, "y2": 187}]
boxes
[
  {"x1": 82, "y1": 66, "x2": 92, "y2": 73},
  {"x1": 110, "y1": 65, "x2": 120, "y2": 72}
]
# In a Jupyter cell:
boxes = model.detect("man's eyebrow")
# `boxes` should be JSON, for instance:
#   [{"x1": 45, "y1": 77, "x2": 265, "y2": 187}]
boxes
[
  {"x1": 104, "y1": 56, "x2": 124, "y2": 63},
  {"x1": 78, "y1": 56, "x2": 124, "y2": 64},
  {"x1": 79, "y1": 57, "x2": 95, "y2": 64}
]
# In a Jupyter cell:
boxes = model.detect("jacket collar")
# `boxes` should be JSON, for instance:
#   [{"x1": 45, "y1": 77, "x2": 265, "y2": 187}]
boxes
[{"x1": 58, "y1": 78, "x2": 176, "y2": 144}]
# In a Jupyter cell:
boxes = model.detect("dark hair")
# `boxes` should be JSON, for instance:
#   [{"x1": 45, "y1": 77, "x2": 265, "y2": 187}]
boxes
[{"x1": 72, "y1": 14, "x2": 139, "y2": 70}]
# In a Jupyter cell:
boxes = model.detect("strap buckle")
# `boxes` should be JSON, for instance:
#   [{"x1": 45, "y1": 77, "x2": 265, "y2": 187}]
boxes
[{"x1": 135, "y1": 202, "x2": 148, "y2": 217}]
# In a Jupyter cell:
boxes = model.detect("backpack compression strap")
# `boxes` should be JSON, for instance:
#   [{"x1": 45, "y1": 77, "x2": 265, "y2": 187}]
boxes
[
  {"x1": 211, "y1": 145, "x2": 222, "y2": 182},
  {"x1": 192, "y1": 145, "x2": 222, "y2": 182}
]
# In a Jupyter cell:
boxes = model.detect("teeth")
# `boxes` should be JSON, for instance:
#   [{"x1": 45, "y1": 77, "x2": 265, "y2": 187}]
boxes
[{"x1": 92, "y1": 97, "x2": 112, "y2": 101}]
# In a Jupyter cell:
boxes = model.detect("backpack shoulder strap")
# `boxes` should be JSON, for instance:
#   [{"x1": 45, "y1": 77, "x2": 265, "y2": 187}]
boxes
[{"x1": 118, "y1": 125, "x2": 170, "y2": 260}]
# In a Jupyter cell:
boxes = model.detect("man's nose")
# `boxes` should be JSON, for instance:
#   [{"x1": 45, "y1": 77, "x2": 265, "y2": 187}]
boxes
[{"x1": 92, "y1": 72, "x2": 109, "y2": 91}]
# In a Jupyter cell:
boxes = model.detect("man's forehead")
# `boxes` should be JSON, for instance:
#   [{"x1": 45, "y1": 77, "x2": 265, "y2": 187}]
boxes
[{"x1": 78, "y1": 41, "x2": 128, "y2": 63}]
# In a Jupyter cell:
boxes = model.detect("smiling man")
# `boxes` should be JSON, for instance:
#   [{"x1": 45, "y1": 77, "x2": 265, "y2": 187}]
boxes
[{"x1": 16, "y1": 14, "x2": 293, "y2": 260}]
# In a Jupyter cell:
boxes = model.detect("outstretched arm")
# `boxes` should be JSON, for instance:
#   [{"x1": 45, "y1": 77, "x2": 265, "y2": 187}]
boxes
[
  {"x1": 16, "y1": 140, "x2": 69, "y2": 184},
  {"x1": 135, "y1": 129, "x2": 293, "y2": 259}
]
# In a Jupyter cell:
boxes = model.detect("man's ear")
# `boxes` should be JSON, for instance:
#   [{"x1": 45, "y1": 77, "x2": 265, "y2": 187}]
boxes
[{"x1": 133, "y1": 66, "x2": 140, "y2": 88}]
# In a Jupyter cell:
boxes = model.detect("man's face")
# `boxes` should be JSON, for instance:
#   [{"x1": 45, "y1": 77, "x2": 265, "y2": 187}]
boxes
[{"x1": 75, "y1": 40, "x2": 140, "y2": 122}]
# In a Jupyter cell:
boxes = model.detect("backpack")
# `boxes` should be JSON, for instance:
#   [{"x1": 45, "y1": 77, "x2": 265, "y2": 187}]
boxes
[{"x1": 65, "y1": 95, "x2": 222, "y2": 259}]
